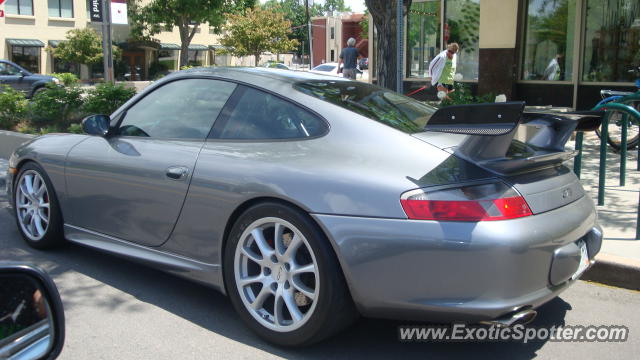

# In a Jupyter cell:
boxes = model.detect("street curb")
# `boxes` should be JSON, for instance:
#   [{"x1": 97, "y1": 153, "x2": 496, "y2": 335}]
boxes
[
  {"x1": 582, "y1": 253, "x2": 640, "y2": 291},
  {"x1": 0, "y1": 130, "x2": 36, "y2": 159}
]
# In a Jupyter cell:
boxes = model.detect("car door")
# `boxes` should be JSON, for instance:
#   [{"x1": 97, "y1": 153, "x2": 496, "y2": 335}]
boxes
[
  {"x1": 65, "y1": 78, "x2": 237, "y2": 247},
  {"x1": 0, "y1": 62, "x2": 29, "y2": 93}
]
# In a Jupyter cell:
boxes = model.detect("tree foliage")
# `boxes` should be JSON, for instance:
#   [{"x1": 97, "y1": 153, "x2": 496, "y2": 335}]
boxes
[
  {"x1": 49, "y1": 28, "x2": 120, "y2": 66},
  {"x1": 129, "y1": 0, "x2": 255, "y2": 67},
  {"x1": 221, "y1": 7, "x2": 299, "y2": 66},
  {"x1": 261, "y1": 0, "x2": 323, "y2": 56},
  {"x1": 323, "y1": 0, "x2": 351, "y2": 14}
]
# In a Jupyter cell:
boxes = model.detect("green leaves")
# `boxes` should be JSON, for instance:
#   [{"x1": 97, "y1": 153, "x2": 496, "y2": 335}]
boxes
[
  {"x1": 48, "y1": 28, "x2": 120, "y2": 66},
  {"x1": 0, "y1": 85, "x2": 28, "y2": 130},
  {"x1": 221, "y1": 7, "x2": 299, "y2": 62},
  {"x1": 83, "y1": 83, "x2": 137, "y2": 115}
]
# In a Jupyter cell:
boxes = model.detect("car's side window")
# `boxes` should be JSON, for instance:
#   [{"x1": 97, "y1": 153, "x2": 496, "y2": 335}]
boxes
[
  {"x1": 211, "y1": 86, "x2": 327, "y2": 140},
  {"x1": 0, "y1": 63, "x2": 20, "y2": 76},
  {"x1": 118, "y1": 79, "x2": 237, "y2": 140}
]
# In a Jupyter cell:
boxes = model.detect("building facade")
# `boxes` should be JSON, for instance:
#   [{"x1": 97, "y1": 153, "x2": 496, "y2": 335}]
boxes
[
  {"x1": 369, "y1": 0, "x2": 639, "y2": 110},
  {"x1": 1, "y1": 0, "x2": 294, "y2": 81},
  {"x1": 311, "y1": 13, "x2": 368, "y2": 67}
]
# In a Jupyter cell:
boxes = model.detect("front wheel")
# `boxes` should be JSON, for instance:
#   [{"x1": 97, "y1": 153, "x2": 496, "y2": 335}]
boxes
[
  {"x1": 14, "y1": 162, "x2": 64, "y2": 249},
  {"x1": 223, "y1": 202, "x2": 356, "y2": 346}
]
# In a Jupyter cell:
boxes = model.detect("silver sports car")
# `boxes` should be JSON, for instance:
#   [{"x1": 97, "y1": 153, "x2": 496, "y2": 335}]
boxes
[{"x1": 7, "y1": 67, "x2": 603, "y2": 346}]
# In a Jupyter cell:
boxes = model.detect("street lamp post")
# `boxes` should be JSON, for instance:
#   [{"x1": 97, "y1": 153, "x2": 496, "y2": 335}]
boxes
[{"x1": 101, "y1": 0, "x2": 114, "y2": 83}]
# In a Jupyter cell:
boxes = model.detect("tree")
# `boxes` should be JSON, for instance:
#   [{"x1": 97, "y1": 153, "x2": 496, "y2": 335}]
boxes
[
  {"x1": 221, "y1": 7, "x2": 299, "y2": 66},
  {"x1": 129, "y1": 0, "x2": 255, "y2": 67},
  {"x1": 262, "y1": 0, "x2": 323, "y2": 56},
  {"x1": 48, "y1": 28, "x2": 120, "y2": 67},
  {"x1": 323, "y1": 0, "x2": 351, "y2": 14},
  {"x1": 365, "y1": 0, "x2": 413, "y2": 90}
]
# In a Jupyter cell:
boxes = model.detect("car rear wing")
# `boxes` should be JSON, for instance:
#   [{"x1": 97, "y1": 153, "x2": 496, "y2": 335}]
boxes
[{"x1": 424, "y1": 102, "x2": 603, "y2": 175}]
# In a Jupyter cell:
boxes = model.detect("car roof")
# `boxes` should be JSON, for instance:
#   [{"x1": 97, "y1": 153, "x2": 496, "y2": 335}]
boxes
[{"x1": 173, "y1": 66, "x2": 349, "y2": 85}]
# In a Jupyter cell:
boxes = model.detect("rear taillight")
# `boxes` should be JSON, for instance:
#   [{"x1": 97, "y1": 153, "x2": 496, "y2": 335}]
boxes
[{"x1": 400, "y1": 182, "x2": 532, "y2": 221}]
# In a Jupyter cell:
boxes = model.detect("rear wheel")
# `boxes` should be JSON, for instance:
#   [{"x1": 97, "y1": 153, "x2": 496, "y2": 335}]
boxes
[
  {"x1": 595, "y1": 100, "x2": 640, "y2": 151},
  {"x1": 223, "y1": 202, "x2": 356, "y2": 346},
  {"x1": 14, "y1": 162, "x2": 64, "y2": 249}
]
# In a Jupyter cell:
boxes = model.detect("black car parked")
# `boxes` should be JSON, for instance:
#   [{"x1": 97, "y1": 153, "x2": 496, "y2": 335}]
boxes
[{"x1": 0, "y1": 60, "x2": 58, "y2": 98}]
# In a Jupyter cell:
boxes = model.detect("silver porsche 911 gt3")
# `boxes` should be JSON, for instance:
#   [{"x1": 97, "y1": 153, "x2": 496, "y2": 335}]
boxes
[{"x1": 7, "y1": 67, "x2": 603, "y2": 346}]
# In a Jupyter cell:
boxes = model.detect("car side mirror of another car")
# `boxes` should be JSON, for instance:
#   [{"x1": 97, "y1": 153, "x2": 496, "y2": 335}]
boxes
[
  {"x1": 0, "y1": 264, "x2": 65, "y2": 360},
  {"x1": 82, "y1": 114, "x2": 111, "y2": 137},
  {"x1": 18, "y1": 71, "x2": 26, "y2": 78}
]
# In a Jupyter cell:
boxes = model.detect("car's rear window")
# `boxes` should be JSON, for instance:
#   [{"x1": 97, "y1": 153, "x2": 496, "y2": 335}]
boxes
[
  {"x1": 293, "y1": 80, "x2": 437, "y2": 133},
  {"x1": 312, "y1": 65, "x2": 336, "y2": 72}
]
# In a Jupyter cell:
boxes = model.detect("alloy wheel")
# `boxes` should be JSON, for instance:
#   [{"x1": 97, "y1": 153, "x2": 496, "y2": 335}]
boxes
[
  {"x1": 233, "y1": 217, "x2": 320, "y2": 332},
  {"x1": 16, "y1": 170, "x2": 51, "y2": 241}
]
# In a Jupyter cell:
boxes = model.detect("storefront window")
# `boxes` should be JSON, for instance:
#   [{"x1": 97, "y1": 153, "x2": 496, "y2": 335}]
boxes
[
  {"x1": 445, "y1": 0, "x2": 480, "y2": 81},
  {"x1": 407, "y1": 0, "x2": 441, "y2": 78},
  {"x1": 5, "y1": 0, "x2": 33, "y2": 15},
  {"x1": 11, "y1": 46, "x2": 40, "y2": 73},
  {"x1": 158, "y1": 50, "x2": 178, "y2": 71},
  {"x1": 521, "y1": 0, "x2": 576, "y2": 81},
  {"x1": 582, "y1": 0, "x2": 640, "y2": 82},
  {"x1": 53, "y1": 57, "x2": 79, "y2": 76},
  {"x1": 188, "y1": 50, "x2": 206, "y2": 67}
]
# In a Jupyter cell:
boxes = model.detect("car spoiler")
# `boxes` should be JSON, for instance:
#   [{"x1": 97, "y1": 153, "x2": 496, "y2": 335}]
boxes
[{"x1": 424, "y1": 102, "x2": 604, "y2": 175}]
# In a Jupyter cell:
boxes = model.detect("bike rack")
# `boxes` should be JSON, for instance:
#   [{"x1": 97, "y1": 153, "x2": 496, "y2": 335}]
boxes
[{"x1": 574, "y1": 102, "x2": 640, "y2": 239}]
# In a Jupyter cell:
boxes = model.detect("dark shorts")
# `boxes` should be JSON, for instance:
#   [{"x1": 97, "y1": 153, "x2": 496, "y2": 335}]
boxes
[{"x1": 438, "y1": 83, "x2": 454, "y2": 91}]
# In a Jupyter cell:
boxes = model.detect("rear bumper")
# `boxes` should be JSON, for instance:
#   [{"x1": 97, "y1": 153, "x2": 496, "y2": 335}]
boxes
[{"x1": 312, "y1": 195, "x2": 601, "y2": 322}]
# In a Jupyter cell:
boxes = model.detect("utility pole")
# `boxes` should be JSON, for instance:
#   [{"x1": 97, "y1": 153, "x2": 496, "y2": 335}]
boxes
[
  {"x1": 101, "y1": 0, "x2": 114, "y2": 83},
  {"x1": 305, "y1": 0, "x2": 313, "y2": 69},
  {"x1": 396, "y1": 0, "x2": 403, "y2": 93}
]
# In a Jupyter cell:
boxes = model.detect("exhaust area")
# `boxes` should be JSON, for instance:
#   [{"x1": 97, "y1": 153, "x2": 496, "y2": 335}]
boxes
[{"x1": 479, "y1": 308, "x2": 538, "y2": 328}]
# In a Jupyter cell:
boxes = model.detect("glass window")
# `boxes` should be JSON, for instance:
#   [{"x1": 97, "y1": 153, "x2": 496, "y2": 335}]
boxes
[
  {"x1": 52, "y1": 57, "x2": 80, "y2": 76},
  {"x1": 5, "y1": 0, "x2": 33, "y2": 15},
  {"x1": 294, "y1": 80, "x2": 437, "y2": 134},
  {"x1": 212, "y1": 86, "x2": 328, "y2": 140},
  {"x1": 312, "y1": 64, "x2": 336, "y2": 72},
  {"x1": 445, "y1": 0, "x2": 480, "y2": 81},
  {"x1": 407, "y1": 0, "x2": 442, "y2": 78},
  {"x1": 0, "y1": 62, "x2": 22, "y2": 75},
  {"x1": 48, "y1": 0, "x2": 74, "y2": 18},
  {"x1": 157, "y1": 50, "x2": 178, "y2": 71},
  {"x1": 188, "y1": 50, "x2": 205, "y2": 67},
  {"x1": 119, "y1": 79, "x2": 237, "y2": 139},
  {"x1": 10, "y1": 46, "x2": 40, "y2": 73},
  {"x1": 582, "y1": 0, "x2": 640, "y2": 82},
  {"x1": 521, "y1": 0, "x2": 576, "y2": 81}
]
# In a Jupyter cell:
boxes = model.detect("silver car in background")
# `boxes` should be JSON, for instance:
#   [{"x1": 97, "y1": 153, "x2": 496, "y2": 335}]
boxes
[{"x1": 7, "y1": 67, "x2": 602, "y2": 346}]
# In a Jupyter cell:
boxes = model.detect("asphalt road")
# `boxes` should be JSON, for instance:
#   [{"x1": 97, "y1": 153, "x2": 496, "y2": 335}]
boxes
[{"x1": 1, "y1": 188, "x2": 639, "y2": 359}]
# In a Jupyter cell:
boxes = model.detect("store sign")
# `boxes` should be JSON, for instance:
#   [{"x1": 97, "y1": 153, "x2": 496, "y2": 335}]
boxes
[
  {"x1": 111, "y1": 0, "x2": 128, "y2": 25},
  {"x1": 89, "y1": 0, "x2": 103, "y2": 22}
]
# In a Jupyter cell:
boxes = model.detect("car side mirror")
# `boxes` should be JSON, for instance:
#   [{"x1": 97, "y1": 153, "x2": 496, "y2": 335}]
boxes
[
  {"x1": 82, "y1": 114, "x2": 111, "y2": 136},
  {"x1": 0, "y1": 264, "x2": 65, "y2": 360},
  {"x1": 18, "y1": 71, "x2": 26, "y2": 78}
]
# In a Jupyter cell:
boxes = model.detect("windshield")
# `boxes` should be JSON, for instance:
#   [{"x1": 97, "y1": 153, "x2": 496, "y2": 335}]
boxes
[{"x1": 293, "y1": 80, "x2": 437, "y2": 133}]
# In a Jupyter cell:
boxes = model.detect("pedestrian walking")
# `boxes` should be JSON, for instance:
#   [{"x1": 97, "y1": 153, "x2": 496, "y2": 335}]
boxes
[
  {"x1": 429, "y1": 43, "x2": 459, "y2": 99},
  {"x1": 338, "y1": 37, "x2": 360, "y2": 80}
]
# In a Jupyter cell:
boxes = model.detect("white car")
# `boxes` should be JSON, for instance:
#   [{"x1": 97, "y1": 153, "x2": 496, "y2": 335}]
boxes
[{"x1": 309, "y1": 62, "x2": 342, "y2": 77}]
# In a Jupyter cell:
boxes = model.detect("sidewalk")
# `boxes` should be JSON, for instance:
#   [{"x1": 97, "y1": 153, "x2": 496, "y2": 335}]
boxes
[
  {"x1": 572, "y1": 133, "x2": 640, "y2": 289},
  {"x1": 0, "y1": 134, "x2": 638, "y2": 288}
]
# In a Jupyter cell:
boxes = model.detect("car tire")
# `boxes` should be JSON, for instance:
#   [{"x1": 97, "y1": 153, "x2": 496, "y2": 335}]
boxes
[
  {"x1": 223, "y1": 202, "x2": 356, "y2": 346},
  {"x1": 31, "y1": 87, "x2": 47, "y2": 98},
  {"x1": 13, "y1": 162, "x2": 64, "y2": 249}
]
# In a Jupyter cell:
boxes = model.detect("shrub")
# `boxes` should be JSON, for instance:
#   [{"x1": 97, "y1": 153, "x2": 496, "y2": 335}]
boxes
[
  {"x1": 83, "y1": 82, "x2": 136, "y2": 115},
  {"x1": 439, "y1": 83, "x2": 495, "y2": 107},
  {"x1": 51, "y1": 72, "x2": 80, "y2": 87},
  {"x1": 0, "y1": 85, "x2": 29, "y2": 130},
  {"x1": 27, "y1": 83, "x2": 85, "y2": 131}
]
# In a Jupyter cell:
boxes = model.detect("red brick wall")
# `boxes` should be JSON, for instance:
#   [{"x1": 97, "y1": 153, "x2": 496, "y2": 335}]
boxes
[{"x1": 312, "y1": 19, "x2": 326, "y2": 68}]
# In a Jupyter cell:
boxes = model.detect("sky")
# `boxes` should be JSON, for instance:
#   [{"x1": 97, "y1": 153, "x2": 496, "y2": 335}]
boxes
[{"x1": 259, "y1": 1, "x2": 367, "y2": 13}]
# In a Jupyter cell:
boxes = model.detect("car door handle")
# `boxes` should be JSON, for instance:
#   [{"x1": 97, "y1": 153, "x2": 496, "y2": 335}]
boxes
[{"x1": 165, "y1": 166, "x2": 189, "y2": 180}]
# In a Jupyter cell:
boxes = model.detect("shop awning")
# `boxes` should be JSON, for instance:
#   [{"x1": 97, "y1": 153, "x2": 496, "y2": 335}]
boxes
[
  {"x1": 160, "y1": 43, "x2": 180, "y2": 50},
  {"x1": 6, "y1": 39, "x2": 46, "y2": 47},
  {"x1": 48, "y1": 40, "x2": 63, "y2": 48},
  {"x1": 209, "y1": 45, "x2": 227, "y2": 51},
  {"x1": 188, "y1": 44, "x2": 208, "y2": 51}
]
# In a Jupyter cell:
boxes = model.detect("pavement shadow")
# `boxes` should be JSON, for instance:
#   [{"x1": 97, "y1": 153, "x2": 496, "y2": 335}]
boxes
[{"x1": 1, "y1": 200, "x2": 572, "y2": 360}]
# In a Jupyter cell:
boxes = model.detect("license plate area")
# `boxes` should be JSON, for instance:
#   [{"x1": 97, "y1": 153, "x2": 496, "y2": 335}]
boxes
[{"x1": 571, "y1": 241, "x2": 590, "y2": 280}]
